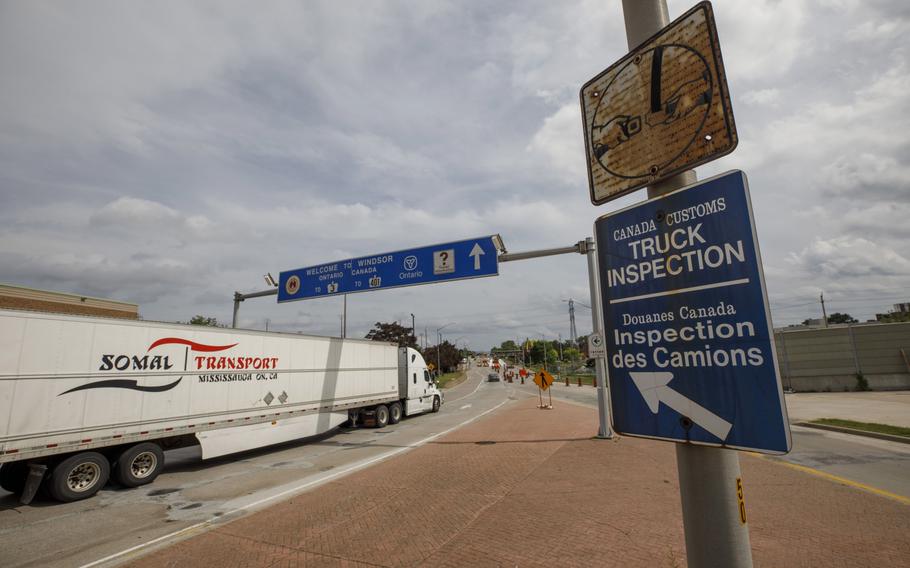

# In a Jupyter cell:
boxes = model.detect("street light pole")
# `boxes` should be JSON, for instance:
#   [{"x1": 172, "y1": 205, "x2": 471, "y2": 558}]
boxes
[{"x1": 435, "y1": 322, "x2": 456, "y2": 375}]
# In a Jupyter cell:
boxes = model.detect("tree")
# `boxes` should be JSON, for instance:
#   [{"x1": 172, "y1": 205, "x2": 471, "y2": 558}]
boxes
[
  {"x1": 499, "y1": 340, "x2": 518, "y2": 351},
  {"x1": 827, "y1": 312, "x2": 858, "y2": 324},
  {"x1": 188, "y1": 315, "x2": 220, "y2": 327},
  {"x1": 562, "y1": 347, "x2": 581, "y2": 361},
  {"x1": 365, "y1": 321, "x2": 417, "y2": 349},
  {"x1": 877, "y1": 311, "x2": 910, "y2": 323},
  {"x1": 425, "y1": 340, "x2": 460, "y2": 373}
]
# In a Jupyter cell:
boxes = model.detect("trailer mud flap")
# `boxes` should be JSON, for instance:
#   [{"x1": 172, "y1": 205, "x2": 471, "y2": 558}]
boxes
[{"x1": 19, "y1": 464, "x2": 47, "y2": 505}]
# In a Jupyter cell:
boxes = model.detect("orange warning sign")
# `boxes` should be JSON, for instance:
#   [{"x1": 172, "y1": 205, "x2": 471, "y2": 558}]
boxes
[{"x1": 534, "y1": 370, "x2": 555, "y2": 391}]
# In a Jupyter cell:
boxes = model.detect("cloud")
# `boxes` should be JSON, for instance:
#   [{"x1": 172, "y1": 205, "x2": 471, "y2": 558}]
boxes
[
  {"x1": 90, "y1": 197, "x2": 181, "y2": 226},
  {"x1": 819, "y1": 153, "x2": 910, "y2": 202},
  {"x1": 1, "y1": 1, "x2": 908, "y2": 342},
  {"x1": 740, "y1": 88, "x2": 781, "y2": 107},
  {"x1": 786, "y1": 236, "x2": 910, "y2": 278},
  {"x1": 525, "y1": 104, "x2": 586, "y2": 185},
  {"x1": 706, "y1": 0, "x2": 809, "y2": 81}
]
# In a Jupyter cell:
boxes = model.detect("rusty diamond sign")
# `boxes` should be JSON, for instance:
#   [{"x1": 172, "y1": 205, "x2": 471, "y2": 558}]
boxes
[{"x1": 580, "y1": 1, "x2": 737, "y2": 205}]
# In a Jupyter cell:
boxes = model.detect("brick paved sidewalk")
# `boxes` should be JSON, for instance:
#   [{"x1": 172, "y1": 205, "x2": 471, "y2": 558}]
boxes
[{"x1": 129, "y1": 399, "x2": 910, "y2": 567}]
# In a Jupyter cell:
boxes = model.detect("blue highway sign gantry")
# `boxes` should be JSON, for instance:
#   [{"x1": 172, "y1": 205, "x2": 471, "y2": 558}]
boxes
[
  {"x1": 594, "y1": 170, "x2": 791, "y2": 454},
  {"x1": 278, "y1": 236, "x2": 500, "y2": 302}
]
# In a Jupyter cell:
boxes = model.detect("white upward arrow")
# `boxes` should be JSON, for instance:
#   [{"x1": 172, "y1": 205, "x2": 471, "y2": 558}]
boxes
[
  {"x1": 629, "y1": 372, "x2": 732, "y2": 441},
  {"x1": 469, "y1": 243, "x2": 484, "y2": 270}
]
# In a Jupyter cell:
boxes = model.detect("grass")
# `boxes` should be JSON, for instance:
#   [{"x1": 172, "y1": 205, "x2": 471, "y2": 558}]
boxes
[
  {"x1": 437, "y1": 370, "x2": 466, "y2": 389},
  {"x1": 810, "y1": 418, "x2": 910, "y2": 438}
]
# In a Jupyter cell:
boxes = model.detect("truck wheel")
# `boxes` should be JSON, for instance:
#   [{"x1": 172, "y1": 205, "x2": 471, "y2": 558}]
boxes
[
  {"x1": 388, "y1": 402, "x2": 403, "y2": 424},
  {"x1": 374, "y1": 404, "x2": 390, "y2": 428},
  {"x1": 0, "y1": 462, "x2": 29, "y2": 494},
  {"x1": 48, "y1": 452, "x2": 110, "y2": 503},
  {"x1": 113, "y1": 443, "x2": 165, "y2": 488},
  {"x1": 432, "y1": 396, "x2": 441, "y2": 413}
]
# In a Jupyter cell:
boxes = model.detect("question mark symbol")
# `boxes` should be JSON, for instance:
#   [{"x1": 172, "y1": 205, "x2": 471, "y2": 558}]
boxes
[{"x1": 440, "y1": 251, "x2": 449, "y2": 265}]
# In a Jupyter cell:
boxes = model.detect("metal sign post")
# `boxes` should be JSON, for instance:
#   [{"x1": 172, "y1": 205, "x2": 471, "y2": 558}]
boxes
[
  {"x1": 499, "y1": 240, "x2": 612, "y2": 436},
  {"x1": 582, "y1": 0, "x2": 752, "y2": 568},
  {"x1": 534, "y1": 370, "x2": 554, "y2": 409}
]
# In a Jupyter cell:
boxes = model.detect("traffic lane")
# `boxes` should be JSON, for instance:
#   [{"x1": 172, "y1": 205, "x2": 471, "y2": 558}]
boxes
[
  {"x1": 513, "y1": 380, "x2": 910, "y2": 500},
  {"x1": 0, "y1": 376, "x2": 515, "y2": 568},
  {"x1": 785, "y1": 391, "x2": 910, "y2": 428},
  {"x1": 442, "y1": 364, "x2": 488, "y2": 403},
  {"x1": 776, "y1": 424, "x2": 910, "y2": 499}
]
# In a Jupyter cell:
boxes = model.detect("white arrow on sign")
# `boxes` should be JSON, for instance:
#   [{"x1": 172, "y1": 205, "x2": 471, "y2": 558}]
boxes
[
  {"x1": 629, "y1": 372, "x2": 732, "y2": 441},
  {"x1": 469, "y1": 243, "x2": 484, "y2": 270}
]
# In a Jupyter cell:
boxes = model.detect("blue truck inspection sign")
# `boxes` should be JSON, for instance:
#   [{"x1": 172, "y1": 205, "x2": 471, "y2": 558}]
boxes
[
  {"x1": 594, "y1": 170, "x2": 790, "y2": 454},
  {"x1": 278, "y1": 236, "x2": 500, "y2": 302}
]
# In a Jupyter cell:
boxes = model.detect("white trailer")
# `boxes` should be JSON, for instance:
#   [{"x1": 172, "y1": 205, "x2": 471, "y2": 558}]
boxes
[{"x1": 0, "y1": 309, "x2": 443, "y2": 503}]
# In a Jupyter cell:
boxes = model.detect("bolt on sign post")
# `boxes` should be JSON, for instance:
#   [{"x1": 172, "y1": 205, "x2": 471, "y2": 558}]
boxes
[{"x1": 580, "y1": 1, "x2": 737, "y2": 206}]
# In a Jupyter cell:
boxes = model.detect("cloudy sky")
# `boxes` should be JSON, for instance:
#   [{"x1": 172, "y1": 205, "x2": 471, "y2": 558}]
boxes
[{"x1": 1, "y1": 0, "x2": 907, "y2": 349}]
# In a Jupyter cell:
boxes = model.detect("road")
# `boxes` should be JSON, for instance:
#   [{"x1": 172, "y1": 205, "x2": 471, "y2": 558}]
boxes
[
  {"x1": 513, "y1": 378, "x2": 910, "y2": 500},
  {"x1": 0, "y1": 365, "x2": 515, "y2": 568}
]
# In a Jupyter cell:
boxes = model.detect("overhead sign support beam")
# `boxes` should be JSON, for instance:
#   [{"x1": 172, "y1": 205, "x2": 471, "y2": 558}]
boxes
[{"x1": 498, "y1": 239, "x2": 613, "y2": 439}]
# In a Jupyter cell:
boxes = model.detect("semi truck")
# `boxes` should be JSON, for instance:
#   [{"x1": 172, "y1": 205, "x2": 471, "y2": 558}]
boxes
[{"x1": 0, "y1": 309, "x2": 443, "y2": 504}]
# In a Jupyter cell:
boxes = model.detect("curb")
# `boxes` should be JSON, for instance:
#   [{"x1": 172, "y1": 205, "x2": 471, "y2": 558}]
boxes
[{"x1": 796, "y1": 422, "x2": 910, "y2": 445}]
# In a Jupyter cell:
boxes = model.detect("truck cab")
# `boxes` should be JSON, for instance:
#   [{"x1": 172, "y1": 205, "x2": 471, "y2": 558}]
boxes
[{"x1": 399, "y1": 347, "x2": 443, "y2": 416}]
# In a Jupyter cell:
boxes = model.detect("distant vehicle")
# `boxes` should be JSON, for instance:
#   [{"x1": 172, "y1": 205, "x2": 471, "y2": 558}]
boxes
[
  {"x1": 0, "y1": 309, "x2": 443, "y2": 504},
  {"x1": 487, "y1": 373, "x2": 500, "y2": 382}
]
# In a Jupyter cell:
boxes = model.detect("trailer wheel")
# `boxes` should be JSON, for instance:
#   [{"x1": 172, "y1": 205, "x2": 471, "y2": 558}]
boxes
[
  {"x1": 374, "y1": 404, "x2": 390, "y2": 428},
  {"x1": 388, "y1": 402, "x2": 403, "y2": 424},
  {"x1": 48, "y1": 452, "x2": 110, "y2": 502},
  {"x1": 0, "y1": 462, "x2": 29, "y2": 494},
  {"x1": 432, "y1": 396, "x2": 441, "y2": 413},
  {"x1": 113, "y1": 443, "x2": 165, "y2": 488}
]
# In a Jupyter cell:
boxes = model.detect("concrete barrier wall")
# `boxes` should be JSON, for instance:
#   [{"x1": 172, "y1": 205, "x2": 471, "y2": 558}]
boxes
[{"x1": 774, "y1": 322, "x2": 910, "y2": 392}]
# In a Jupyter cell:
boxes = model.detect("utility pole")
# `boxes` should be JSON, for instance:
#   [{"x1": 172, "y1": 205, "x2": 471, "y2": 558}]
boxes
[
  {"x1": 621, "y1": 1, "x2": 752, "y2": 567},
  {"x1": 567, "y1": 299, "x2": 578, "y2": 342},
  {"x1": 410, "y1": 313, "x2": 416, "y2": 340},
  {"x1": 541, "y1": 334, "x2": 548, "y2": 372},
  {"x1": 820, "y1": 293, "x2": 829, "y2": 328}
]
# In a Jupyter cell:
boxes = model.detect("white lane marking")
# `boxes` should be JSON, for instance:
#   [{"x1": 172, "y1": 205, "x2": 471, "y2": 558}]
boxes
[
  {"x1": 80, "y1": 398, "x2": 511, "y2": 568},
  {"x1": 447, "y1": 373, "x2": 488, "y2": 403},
  {"x1": 459, "y1": 404, "x2": 472, "y2": 410}
]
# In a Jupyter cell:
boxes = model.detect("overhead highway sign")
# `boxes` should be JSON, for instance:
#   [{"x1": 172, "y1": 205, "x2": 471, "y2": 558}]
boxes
[{"x1": 278, "y1": 236, "x2": 502, "y2": 302}]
